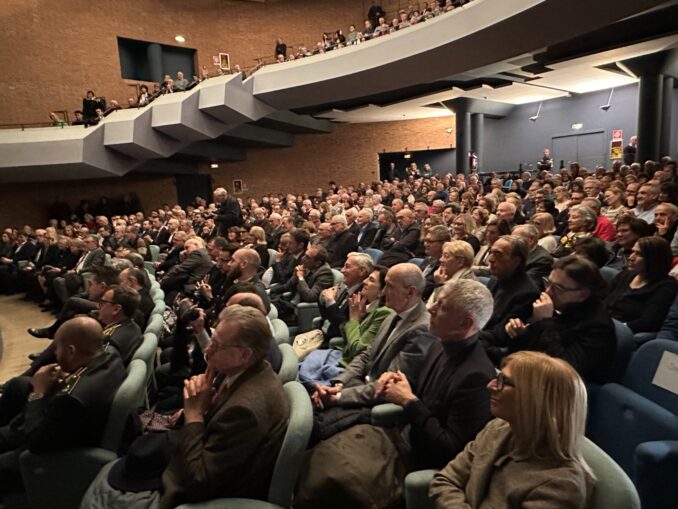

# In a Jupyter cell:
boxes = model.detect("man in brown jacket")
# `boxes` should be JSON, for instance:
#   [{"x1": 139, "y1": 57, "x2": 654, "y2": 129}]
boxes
[{"x1": 160, "y1": 305, "x2": 289, "y2": 508}]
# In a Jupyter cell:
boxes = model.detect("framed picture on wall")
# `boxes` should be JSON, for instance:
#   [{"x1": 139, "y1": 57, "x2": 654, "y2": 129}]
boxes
[
  {"x1": 233, "y1": 179, "x2": 243, "y2": 194},
  {"x1": 219, "y1": 53, "x2": 231, "y2": 71}
]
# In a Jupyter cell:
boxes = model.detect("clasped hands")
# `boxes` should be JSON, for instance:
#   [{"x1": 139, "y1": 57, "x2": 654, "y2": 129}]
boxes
[
  {"x1": 183, "y1": 366, "x2": 216, "y2": 423},
  {"x1": 374, "y1": 370, "x2": 417, "y2": 407},
  {"x1": 505, "y1": 291, "x2": 554, "y2": 338}
]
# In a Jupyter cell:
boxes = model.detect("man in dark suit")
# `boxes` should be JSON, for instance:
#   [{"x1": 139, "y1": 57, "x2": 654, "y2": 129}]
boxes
[
  {"x1": 345, "y1": 208, "x2": 361, "y2": 237},
  {"x1": 52, "y1": 235, "x2": 105, "y2": 303},
  {"x1": 159, "y1": 305, "x2": 289, "y2": 508},
  {"x1": 380, "y1": 209, "x2": 421, "y2": 267},
  {"x1": 155, "y1": 231, "x2": 187, "y2": 277},
  {"x1": 318, "y1": 252, "x2": 373, "y2": 341},
  {"x1": 120, "y1": 267, "x2": 154, "y2": 328},
  {"x1": 377, "y1": 278, "x2": 496, "y2": 470},
  {"x1": 355, "y1": 209, "x2": 378, "y2": 249},
  {"x1": 326, "y1": 215, "x2": 358, "y2": 269},
  {"x1": 28, "y1": 265, "x2": 119, "y2": 340},
  {"x1": 369, "y1": 209, "x2": 397, "y2": 250},
  {"x1": 0, "y1": 316, "x2": 125, "y2": 490},
  {"x1": 269, "y1": 245, "x2": 334, "y2": 324},
  {"x1": 152, "y1": 218, "x2": 171, "y2": 251},
  {"x1": 213, "y1": 187, "x2": 243, "y2": 237},
  {"x1": 160, "y1": 237, "x2": 212, "y2": 303},
  {"x1": 513, "y1": 224, "x2": 553, "y2": 290},
  {"x1": 313, "y1": 263, "x2": 434, "y2": 411},
  {"x1": 269, "y1": 229, "x2": 308, "y2": 286},
  {"x1": 0, "y1": 232, "x2": 36, "y2": 294},
  {"x1": 479, "y1": 235, "x2": 540, "y2": 359}
]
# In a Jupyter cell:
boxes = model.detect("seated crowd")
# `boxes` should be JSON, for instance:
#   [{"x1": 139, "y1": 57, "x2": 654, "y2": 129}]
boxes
[
  {"x1": 2, "y1": 151, "x2": 678, "y2": 507},
  {"x1": 274, "y1": 1, "x2": 472, "y2": 62}
]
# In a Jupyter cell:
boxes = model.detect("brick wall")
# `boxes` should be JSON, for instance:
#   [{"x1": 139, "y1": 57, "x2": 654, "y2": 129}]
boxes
[
  {"x1": 0, "y1": 0, "x2": 365, "y2": 124},
  {"x1": 0, "y1": 116, "x2": 454, "y2": 227},
  {"x1": 208, "y1": 115, "x2": 455, "y2": 198}
]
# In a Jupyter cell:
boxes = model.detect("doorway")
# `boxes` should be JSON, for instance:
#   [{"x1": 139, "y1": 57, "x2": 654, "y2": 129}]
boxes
[
  {"x1": 175, "y1": 175, "x2": 213, "y2": 208},
  {"x1": 551, "y1": 130, "x2": 606, "y2": 169},
  {"x1": 379, "y1": 148, "x2": 455, "y2": 180}
]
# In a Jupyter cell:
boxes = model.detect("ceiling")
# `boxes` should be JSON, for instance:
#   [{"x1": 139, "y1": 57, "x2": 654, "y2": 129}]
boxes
[{"x1": 316, "y1": 34, "x2": 678, "y2": 123}]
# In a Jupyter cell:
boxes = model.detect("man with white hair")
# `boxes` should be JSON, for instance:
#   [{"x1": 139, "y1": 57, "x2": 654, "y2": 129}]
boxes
[
  {"x1": 160, "y1": 236, "x2": 212, "y2": 303},
  {"x1": 376, "y1": 279, "x2": 496, "y2": 470},
  {"x1": 213, "y1": 187, "x2": 243, "y2": 237},
  {"x1": 327, "y1": 215, "x2": 358, "y2": 268},
  {"x1": 355, "y1": 208, "x2": 378, "y2": 249},
  {"x1": 267, "y1": 212, "x2": 285, "y2": 249},
  {"x1": 345, "y1": 208, "x2": 360, "y2": 237}
]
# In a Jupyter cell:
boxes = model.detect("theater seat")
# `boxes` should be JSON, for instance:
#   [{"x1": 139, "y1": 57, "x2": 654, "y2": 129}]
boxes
[
  {"x1": 587, "y1": 339, "x2": 678, "y2": 509},
  {"x1": 278, "y1": 344, "x2": 298, "y2": 384},
  {"x1": 20, "y1": 359, "x2": 147, "y2": 509},
  {"x1": 176, "y1": 381, "x2": 313, "y2": 509},
  {"x1": 398, "y1": 438, "x2": 641, "y2": 509},
  {"x1": 364, "y1": 248, "x2": 383, "y2": 264}
]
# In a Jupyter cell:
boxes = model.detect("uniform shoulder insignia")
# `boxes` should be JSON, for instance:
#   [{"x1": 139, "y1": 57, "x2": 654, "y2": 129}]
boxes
[{"x1": 58, "y1": 366, "x2": 88, "y2": 395}]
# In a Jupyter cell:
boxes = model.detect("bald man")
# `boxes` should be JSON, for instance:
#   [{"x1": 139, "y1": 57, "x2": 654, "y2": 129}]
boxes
[{"x1": 0, "y1": 317, "x2": 126, "y2": 487}]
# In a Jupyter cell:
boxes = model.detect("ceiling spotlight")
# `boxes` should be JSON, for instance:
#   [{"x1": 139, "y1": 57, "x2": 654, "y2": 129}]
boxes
[
  {"x1": 600, "y1": 88, "x2": 614, "y2": 112},
  {"x1": 175, "y1": 35, "x2": 186, "y2": 43},
  {"x1": 529, "y1": 102, "x2": 542, "y2": 122},
  {"x1": 210, "y1": 163, "x2": 219, "y2": 169}
]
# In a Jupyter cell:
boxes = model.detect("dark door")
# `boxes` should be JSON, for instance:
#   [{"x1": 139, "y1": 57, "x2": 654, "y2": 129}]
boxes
[
  {"x1": 576, "y1": 131, "x2": 606, "y2": 170},
  {"x1": 175, "y1": 175, "x2": 213, "y2": 208},
  {"x1": 552, "y1": 135, "x2": 578, "y2": 168}
]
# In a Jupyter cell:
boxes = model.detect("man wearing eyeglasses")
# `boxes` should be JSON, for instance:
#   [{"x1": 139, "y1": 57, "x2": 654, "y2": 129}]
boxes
[
  {"x1": 97, "y1": 286, "x2": 142, "y2": 366},
  {"x1": 479, "y1": 236, "x2": 540, "y2": 359},
  {"x1": 420, "y1": 225, "x2": 452, "y2": 300},
  {"x1": 160, "y1": 305, "x2": 289, "y2": 508}
]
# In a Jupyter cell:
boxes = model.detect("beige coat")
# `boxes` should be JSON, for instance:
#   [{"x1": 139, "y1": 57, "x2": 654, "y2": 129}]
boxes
[{"x1": 429, "y1": 418, "x2": 595, "y2": 509}]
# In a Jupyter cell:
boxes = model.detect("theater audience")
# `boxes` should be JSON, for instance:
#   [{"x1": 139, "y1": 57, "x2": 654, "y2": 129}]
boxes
[
  {"x1": 430, "y1": 240, "x2": 476, "y2": 303},
  {"x1": 605, "y1": 236, "x2": 678, "y2": 333},
  {"x1": 451, "y1": 213, "x2": 481, "y2": 254},
  {"x1": 420, "y1": 225, "x2": 452, "y2": 299},
  {"x1": 606, "y1": 216, "x2": 654, "y2": 269},
  {"x1": 553, "y1": 205, "x2": 597, "y2": 258},
  {"x1": 512, "y1": 224, "x2": 554, "y2": 289},
  {"x1": 430, "y1": 351, "x2": 594, "y2": 509}
]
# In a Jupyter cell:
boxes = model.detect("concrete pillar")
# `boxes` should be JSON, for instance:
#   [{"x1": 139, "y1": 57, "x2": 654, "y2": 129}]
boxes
[
  {"x1": 636, "y1": 73, "x2": 663, "y2": 163},
  {"x1": 471, "y1": 113, "x2": 485, "y2": 171},
  {"x1": 660, "y1": 76, "x2": 674, "y2": 158},
  {"x1": 455, "y1": 111, "x2": 471, "y2": 175},
  {"x1": 147, "y1": 43, "x2": 164, "y2": 84}
]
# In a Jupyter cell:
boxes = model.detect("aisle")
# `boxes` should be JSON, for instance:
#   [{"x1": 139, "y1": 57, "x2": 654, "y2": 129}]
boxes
[{"x1": 0, "y1": 294, "x2": 54, "y2": 382}]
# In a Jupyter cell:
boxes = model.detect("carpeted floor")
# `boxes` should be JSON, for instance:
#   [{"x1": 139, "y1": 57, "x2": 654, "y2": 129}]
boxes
[{"x1": 0, "y1": 294, "x2": 55, "y2": 383}]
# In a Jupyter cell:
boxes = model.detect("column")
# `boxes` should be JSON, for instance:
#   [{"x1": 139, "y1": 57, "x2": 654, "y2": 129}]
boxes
[
  {"x1": 471, "y1": 113, "x2": 485, "y2": 171},
  {"x1": 660, "y1": 76, "x2": 674, "y2": 158},
  {"x1": 636, "y1": 73, "x2": 663, "y2": 163},
  {"x1": 147, "y1": 43, "x2": 164, "y2": 84},
  {"x1": 455, "y1": 111, "x2": 471, "y2": 175}
]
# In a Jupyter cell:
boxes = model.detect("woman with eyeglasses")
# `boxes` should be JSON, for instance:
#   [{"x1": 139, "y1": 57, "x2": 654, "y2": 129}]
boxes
[
  {"x1": 502, "y1": 256, "x2": 615, "y2": 383},
  {"x1": 430, "y1": 350, "x2": 595, "y2": 509},
  {"x1": 605, "y1": 236, "x2": 678, "y2": 334}
]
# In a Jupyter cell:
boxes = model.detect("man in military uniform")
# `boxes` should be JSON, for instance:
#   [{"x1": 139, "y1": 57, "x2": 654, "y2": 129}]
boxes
[{"x1": 0, "y1": 316, "x2": 126, "y2": 490}]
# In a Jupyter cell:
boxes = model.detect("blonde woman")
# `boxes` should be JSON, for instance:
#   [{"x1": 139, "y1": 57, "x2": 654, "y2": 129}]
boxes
[
  {"x1": 553, "y1": 186, "x2": 570, "y2": 212},
  {"x1": 451, "y1": 213, "x2": 481, "y2": 254},
  {"x1": 430, "y1": 351, "x2": 595, "y2": 509},
  {"x1": 430, "y1": 240, "x2": 476, "y2": 304},
  {"x1": 530, "y1": 212, "x2": 559, "y2": 253},
  {"x1": 247, "y1": 225, "x2": 270, "y2": 268}
]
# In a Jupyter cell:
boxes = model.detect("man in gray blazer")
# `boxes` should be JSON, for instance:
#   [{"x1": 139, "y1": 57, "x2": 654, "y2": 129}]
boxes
[{"x1": 312, "y1": 263, "x2": 434, "y2": 409}]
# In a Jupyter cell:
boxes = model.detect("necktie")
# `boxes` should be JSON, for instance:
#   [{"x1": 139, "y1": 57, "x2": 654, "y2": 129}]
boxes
[{"x1": 382, "y1": 315, "x2": 402, "y2": 342}]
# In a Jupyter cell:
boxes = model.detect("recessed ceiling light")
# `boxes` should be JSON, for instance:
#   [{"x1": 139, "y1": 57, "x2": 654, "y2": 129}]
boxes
[
  {"x1": 175, "y1": 35, "x2": 186, "y2": 43},
  {"x1": 210, "y1": 163, "x2": 219, "y2": 169}
]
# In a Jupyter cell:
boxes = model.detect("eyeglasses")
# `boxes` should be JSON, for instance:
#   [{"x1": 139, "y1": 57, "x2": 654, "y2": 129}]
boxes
[
  {"x1": 542, "y1": 277, "x2": 580, "y2": 293},
  {"x1": 423, "y1": 238, "x2": 443, "y2": 243},
  {"x1": 494, "y1": 371, "x2": 515, "y2": 391},
  {"x1": 98, "y1": 298, "x2": 116, "y2": 306}
]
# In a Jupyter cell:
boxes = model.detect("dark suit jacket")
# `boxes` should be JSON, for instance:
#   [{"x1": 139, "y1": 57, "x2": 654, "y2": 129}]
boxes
[
  {"x1": 333, "y1": 301, "x2": 434, "y2": 406},
  {"x1": 78, "y1": 248, "x2": 105, "y2": 274},
  {"x1": 270, "y1": 263, "x2": 334, "y2": 303},
  {"x1": 165, "y1": 248, "x2": 212, "y2": 285},
  {"x1": 158, "y1": 246, "x2": 182, "y2": 273},
  {"x1": 11, "y1": 241, "x2": 36, "y2": 263},
  {"x1": 420, "y1": 257, "x2": 440, "y2": 301},
  {"x1": 356, "y1": 222, "x2": 378, "y2": 249},
  {"x1": 215, "y1": 196, "x2": 243, "y2": 236},
  {"x1": 525, "y1": 245, "x2": 554, "y2": 290},
  {"x1": 270, "y1": 252, "x2": 301, "y2": 286},
  {"x1": 154, "y1": 227, "x2": 171, "y2": 250},
  {"x1": 318, "y1": 283, "x2": 362, "y2": 339},
  {"x1": 348, "y1": 222, "x2": 360, "y2": 237},
  {"x1": 327, "y1": 230, "x2": 358, "y2": 268},
  {"x1": 160, "y1": 360, "x2": 289, "y2": 509},
  {"x1": 479, "y1": 269, "x2": 540, "y2": 349},
  {"x1": 380, "y1": 222, "x2": 421, "y2": 266},
  {"x1": 404, "y1": 336, "x2": 495, "y2": 470}
]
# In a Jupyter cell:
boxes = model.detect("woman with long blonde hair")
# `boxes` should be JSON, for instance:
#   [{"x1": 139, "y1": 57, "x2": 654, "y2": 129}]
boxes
[{"x1": 431, "y1": 351, "x2": 595, "y2": 508}]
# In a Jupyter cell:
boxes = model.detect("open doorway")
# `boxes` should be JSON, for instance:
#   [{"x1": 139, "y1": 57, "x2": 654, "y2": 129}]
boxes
[{"x1": 378, "y1": 148, "x2": 455, "y2": 180}]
